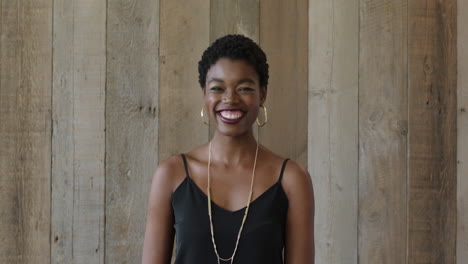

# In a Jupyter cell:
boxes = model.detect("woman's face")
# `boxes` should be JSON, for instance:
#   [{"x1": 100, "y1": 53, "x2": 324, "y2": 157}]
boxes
[{"x1": 203, "y1": 57, "x2": 266, "y2": 137}]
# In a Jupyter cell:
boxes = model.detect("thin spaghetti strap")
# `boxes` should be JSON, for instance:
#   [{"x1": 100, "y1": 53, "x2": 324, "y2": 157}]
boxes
[
  {"x1": 278, "y1": 158, "x2": 290, "y2": 182},
  {"x1": 180, "y1": 153, "x2": 190, "y2": 179}
]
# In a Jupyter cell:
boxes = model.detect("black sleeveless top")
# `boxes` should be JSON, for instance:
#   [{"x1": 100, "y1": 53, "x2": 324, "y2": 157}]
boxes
[{"x1": 172, "y1": 154, "x2": 289, "y2": 264}]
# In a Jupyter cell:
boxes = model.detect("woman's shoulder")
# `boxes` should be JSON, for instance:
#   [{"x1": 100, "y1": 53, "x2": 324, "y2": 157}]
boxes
[
  {"x1": 157, "y1": 154, "x2": 184, "y2": 171},
  {"x1": 155, "y1": 143, "x2": 211, "y2": 191},
  {"x1": 257, "y1": 147, "x2": 312, "y2": 203},
  {"x1": 154, "y1": 153, "x2": 187, "y2": 193},
  {"x1": 279, "y1": 156, "x2": 313, "y2": 206},
  {"x1": 183, "y1": 143, "x2": 208, "y2": 160},
  {"x1": 283, "y1": 158, "x2": 309, "y2": 178},
  {"x1": 256, "y1": 144, "x2": 308, "y2": 179}
]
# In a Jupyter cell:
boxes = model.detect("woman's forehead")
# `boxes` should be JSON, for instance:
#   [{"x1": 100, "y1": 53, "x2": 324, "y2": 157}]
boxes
[{"x1": 206, "y1": 58, "x2": 259, "y2": 83}]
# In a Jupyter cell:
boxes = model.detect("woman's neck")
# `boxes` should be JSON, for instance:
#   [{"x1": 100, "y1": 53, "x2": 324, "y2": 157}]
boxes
[{"x1": 209, "y1": 129, "x2": 259, "y2": 166}]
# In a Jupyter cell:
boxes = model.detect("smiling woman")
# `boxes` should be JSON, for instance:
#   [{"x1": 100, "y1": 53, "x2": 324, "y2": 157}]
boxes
[
  {"x1": 141, "y1": 34, "x2": 315, "y2": 264},
  {"x1": 204, "y1": 58, "x2": 265, "y2": 135}
]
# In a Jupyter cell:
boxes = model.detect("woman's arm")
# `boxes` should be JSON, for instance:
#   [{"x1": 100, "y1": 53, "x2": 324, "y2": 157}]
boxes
[
  {"x1": 142, "y1": 157, "x2": 179, "y2": 264},
  {"x1": 283, "y1": 160, "x2": 315, "y2": 264}
]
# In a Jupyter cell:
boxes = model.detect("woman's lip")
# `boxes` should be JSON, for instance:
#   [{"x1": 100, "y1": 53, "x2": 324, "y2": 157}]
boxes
[
  {"x1": 216, "y1": 111, "x2": 245, "y2": 124},
  {"x1": 216, "y1": 109, "x2": 245, "y2": 113}
]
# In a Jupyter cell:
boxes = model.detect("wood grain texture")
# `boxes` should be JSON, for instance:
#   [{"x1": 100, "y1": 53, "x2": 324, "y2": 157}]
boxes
[
  {"x1": 210, "y1": 0, "x2": 259, "y2": 41},
  {"x1": 209, "y1": 0, "x2": 259, "y2": 139},
  {"x1": 159, "y1": 0, "x2": 209, "y2": 159},
  {"x1": 407, "y1": 0, "x2": 457, "y2": 263},
  {"x1": 259, "y1": 0, "x2": 308, "y2": 166},
  {"x1": 309, "y1": 0, "x2": 359, "y2": 263},
  {"x1": 458, "y1": 1, "x2": 468, "y2": 263},
  {"x1": 358, "y1": 1, "x2": 408, "y2": 263},
  {"x1": 0, "y1": 0, "x2": 52, "y2": 263},
  {"x1": 106, "y1": 0, "x2": 159, "y2": 262},
  {"x1": 51, "y1": 0, "x2": 106, "y2": 263}
]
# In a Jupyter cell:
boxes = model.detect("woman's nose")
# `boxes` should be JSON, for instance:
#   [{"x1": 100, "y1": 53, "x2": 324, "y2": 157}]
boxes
[{"x1": 222, "y1": 89, "x2": 239, "y2": 103}]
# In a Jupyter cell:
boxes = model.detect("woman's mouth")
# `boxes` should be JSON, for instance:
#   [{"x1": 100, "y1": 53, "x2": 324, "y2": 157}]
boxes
[{"x1": 216, "y1": 110, "x2": 246, "y2": 124}]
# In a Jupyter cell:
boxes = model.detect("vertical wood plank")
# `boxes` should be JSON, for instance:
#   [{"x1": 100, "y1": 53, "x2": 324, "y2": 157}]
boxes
[
  {"x1": 259, "y1": 0, "x2": 308, "y2": 166},
  {"x1": 51, "y1": 1, "x2": 106, "y2": 263},
  {"x1": 210, "y1": 0, "x2": 259, "y2": 41},
  {"x1": 0, "y1": 0, "x2": 52, "y2": 263},
  {"x1": 358, "y1": 1, "x2": 408, "y2": 263},
  {"x1": 309, "y1": 0, "x2": 359, "y2": 263},
  {"x1": 458, "y1": 0, "x2": 468, "y2": 263},
  {"x1": 159, "y1": 0, "x2": 209, "y2": 159},
  {"x1": 407, "y1": 0, "x2": 457, "y2": 263},
  {"x1": 209, "y1": 0, "x2": 259, "y2": 139},
  {"x1": 106, "y1": 0, "x2": 159, "y2": 262}
]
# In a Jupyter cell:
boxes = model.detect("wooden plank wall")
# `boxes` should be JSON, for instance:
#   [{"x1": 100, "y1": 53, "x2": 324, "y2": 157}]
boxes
[
  {"x1": 309, "y1": 0, "x2": 359, "y2": 263},
  {"x1": 159, "y1": 0, "x2": 209, "y2": 163},
  {"x1": 260, "y1": 0, "x2": 308, "y2": 166},
  {"x1": 0, "y1": 0, "x2": 52, "y2": 263},
  {"x1": 105, "y1": 0, "x2": 159, "y2": 263},
  {"x1": 0, "y1": 0, "x2": 463, "y2": 263},
  {"x1": 408, "y1": 0, "x2": 457, "y2": 263},
  {"x1": 312, "y1": 0, "x2": 458, "y2": 263},
  {"x1": 51, "y1": 1, "x2": 106, "y2": 263},
  {"x1": 358, "y1": 1, "x2": 409, "y2": 263},
  {"x1": 210, "y1": 0, "x2": 259, "y2": 41},
  {"x1": 458, "y1": 0, "x2": 468, "y2": 262}
]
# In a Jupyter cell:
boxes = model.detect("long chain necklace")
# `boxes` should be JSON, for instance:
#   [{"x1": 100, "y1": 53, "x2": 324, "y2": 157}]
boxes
[{"x1": 207, "y1": 140, "x2": 259, "y2": 264}]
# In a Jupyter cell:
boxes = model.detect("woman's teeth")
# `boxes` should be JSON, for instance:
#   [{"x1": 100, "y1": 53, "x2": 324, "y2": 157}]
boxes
[{"x1": 219, "y1": 110, "x2": 244, "y2": 119}]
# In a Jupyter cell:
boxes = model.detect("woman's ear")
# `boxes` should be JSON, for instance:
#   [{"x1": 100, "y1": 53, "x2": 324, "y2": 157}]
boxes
[{"x1": 260, "y1": 86, "x2": 267, "y2": 106}]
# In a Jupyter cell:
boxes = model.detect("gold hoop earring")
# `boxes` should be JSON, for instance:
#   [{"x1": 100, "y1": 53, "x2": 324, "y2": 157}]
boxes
[
  {"x1": 200, "y1": 106, "x2": 209, "y2": 126},
  {"x1": 256, "y1": 105, "x2": 268, "y2": 127}
]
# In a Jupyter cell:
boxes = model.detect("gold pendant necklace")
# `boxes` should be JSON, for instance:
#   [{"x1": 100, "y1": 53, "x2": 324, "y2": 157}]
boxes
[{"x1": 207, "y1": 140, "x2": 259, "y2": 264}]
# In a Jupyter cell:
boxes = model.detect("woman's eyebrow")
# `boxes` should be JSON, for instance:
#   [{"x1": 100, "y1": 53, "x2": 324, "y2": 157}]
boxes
[
  {"x1": 207, "y1": 77, "x2": 256, "y2": 85},
  {"x1": 207, "y1": 78, "x2": 224, "y2": 84},
  {"x1": 237, "y1": 78, "x2": 256, "y2": 85}
]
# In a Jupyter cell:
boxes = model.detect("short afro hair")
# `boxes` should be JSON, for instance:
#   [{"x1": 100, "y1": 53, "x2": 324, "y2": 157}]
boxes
[{"x1": 198, "y1": 34, "x2": 269, "y2": 88}]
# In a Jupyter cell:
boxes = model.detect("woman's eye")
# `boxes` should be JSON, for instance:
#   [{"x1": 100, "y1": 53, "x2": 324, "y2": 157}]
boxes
[
  {"x1": 210, "y1": 86, "x2": 223, "y2": 91},
  {"x1": 239, "y1": 87, "x2": 254, "y2": 92}
]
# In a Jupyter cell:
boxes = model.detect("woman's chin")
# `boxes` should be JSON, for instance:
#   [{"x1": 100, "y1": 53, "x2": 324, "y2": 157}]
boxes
[{"x1": 214, "y1": 124, "x2": 253, "y2": 138}]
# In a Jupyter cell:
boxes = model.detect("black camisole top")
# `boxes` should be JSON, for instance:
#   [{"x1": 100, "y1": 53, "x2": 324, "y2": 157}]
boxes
[{"x1": 172, "y1": 154, "x2": 290, "y2": 264}]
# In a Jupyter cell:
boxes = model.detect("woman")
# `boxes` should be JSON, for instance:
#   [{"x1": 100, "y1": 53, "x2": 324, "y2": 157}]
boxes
[{"x1": 142, "y1": 34, "x2": 314, "y2": 264}]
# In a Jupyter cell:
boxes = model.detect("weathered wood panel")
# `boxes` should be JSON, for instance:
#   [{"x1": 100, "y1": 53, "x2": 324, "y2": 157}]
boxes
[
  {"x1": 458, "y1": 1, "x2": 468, "y2": 263},
  {"x1": 0, "y1": 0, "x2": 52, "y2": 263},
  {"x1": 210, "y1": 0, "x2": 259, "y2": 41},
  {"x1": 407, "y1": 1, "x2": 457, "y2": 263},
  {"x1": 358, "y1": 1, "x2": 408, "y2": 263},
  {"x1": 106, "y1": 0, "x2": 159, "y2": 262},
  {"x1": 209, "y1": 0, "x2": 259, "y2": 139},
  {"x1": 259, "y1": 0, "x2": 308, "y2": 166},
  {"x1": 159, "y1": 0, "x2": 209, "y2": 164},
  {"x1": 51, "y1": 0, "x2": 106, "y2": 263},
  {"x1": 309, "y1": 0, "x2": 359, "y2": 263}
]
